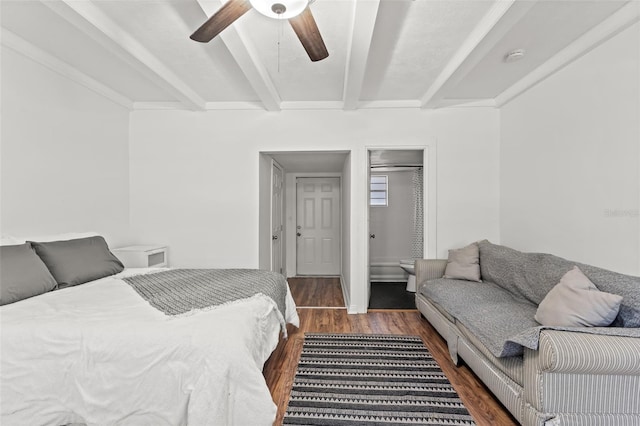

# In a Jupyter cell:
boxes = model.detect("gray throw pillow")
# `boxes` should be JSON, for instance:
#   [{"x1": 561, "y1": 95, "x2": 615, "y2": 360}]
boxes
[
  {"x1": 535, "y1": 266, "x2": 623, "y2": 327},
  {"x1": 0, "y1": 243, "x2": 57, "y2": 305},
  {"x1": 29, "y1": 236, "x2": 124, "y2": 289},
  {"x1": 443, "y1": 242, "x2": 481, "y2": 282}
]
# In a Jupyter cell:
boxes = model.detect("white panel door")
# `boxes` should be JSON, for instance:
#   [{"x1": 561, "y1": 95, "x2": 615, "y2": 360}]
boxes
[
  {"x1": 271, "y1": 162, "x2": 284, "y2": 275},
  {"x1": 296, "y1": 177, "x2": 340, "y2": 276}
]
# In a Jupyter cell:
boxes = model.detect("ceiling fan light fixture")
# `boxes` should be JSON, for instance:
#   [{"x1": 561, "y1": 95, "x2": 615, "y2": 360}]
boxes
[{"x1": 250, "y1": 0, "x2": 309, "y2": 19}]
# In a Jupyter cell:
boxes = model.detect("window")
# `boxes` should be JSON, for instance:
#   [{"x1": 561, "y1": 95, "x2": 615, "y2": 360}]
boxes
[{"x1": 370, "y1": 175, "x2": 388, "y2": 206}]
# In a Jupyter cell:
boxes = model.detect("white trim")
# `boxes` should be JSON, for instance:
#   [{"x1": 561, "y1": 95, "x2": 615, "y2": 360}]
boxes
[
  {"x1": 339, "y1": 274, "x2": 350, "y2": 309},
  {"x1": 133, "y1": 101, "x2": 266, "y2": 111},
  {"x1": 435, "y1": 98, "x2": 497, "y2": 108},
  {"x1": 280, "y1": 101, "x2": 345, "y2": 110},
  {"x1": 130, "y1": 99, "x2": 495, "y2": 111},
  {"x1": 358, "y1": 100, "x2": 422, "y2": 109},
  {"x1": 496, "y1": 1, "x2": 640, "y2": 107},
  {"x1": 1, "y1": 29, "x2": 133, "y2": 110},
  {"x1": 205, "y1": 101, "x2": 265, "y2": 110},
  {"x1": 342, "y1": 0, "x2": 381, "y2": 110},
  {"x1": 133, "y1": 102, "x2": 186, "y2": 110},
  {"x1": 41, "y1": 0, "x2": 206, "y2": 111}
]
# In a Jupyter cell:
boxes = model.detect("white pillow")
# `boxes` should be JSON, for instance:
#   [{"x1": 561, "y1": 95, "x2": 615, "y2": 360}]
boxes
[{"x1": 535, "y1": 266, "x2": 623, "y2": 327}]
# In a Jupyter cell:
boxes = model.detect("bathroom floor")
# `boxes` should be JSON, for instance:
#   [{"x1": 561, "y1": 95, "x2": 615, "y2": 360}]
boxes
[{"x1": 368, "y1": 282, "x2": 417, "y2": 310}]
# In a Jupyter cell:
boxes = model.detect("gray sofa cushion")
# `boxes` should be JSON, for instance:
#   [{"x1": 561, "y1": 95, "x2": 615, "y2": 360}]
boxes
[
  {"x1": 478, "y1": 240, "x2": 640, "y2": 327},
  {"x1": 420, "y1": 278, "x2": 539, "y2": 357}
]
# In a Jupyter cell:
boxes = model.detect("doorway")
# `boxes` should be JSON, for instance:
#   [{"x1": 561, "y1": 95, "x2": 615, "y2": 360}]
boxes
[
  {"x1": 368, "y1": 149, "x2": 425, "y2": 309},
  {"x1": 296, "y1": 177, "x2": 341, "y2": 276}
]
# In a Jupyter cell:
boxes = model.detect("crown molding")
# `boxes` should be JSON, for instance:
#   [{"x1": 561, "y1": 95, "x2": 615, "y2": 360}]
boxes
[
  {"x1": 436, "y1": 98, "x2": 497, "y2": 108},
  {"x1": 495, "y1": 1, "x2": 640, "y2": 107},
  {"x1": 1, "y1": 29, "x2": 133, "y2": 110}
]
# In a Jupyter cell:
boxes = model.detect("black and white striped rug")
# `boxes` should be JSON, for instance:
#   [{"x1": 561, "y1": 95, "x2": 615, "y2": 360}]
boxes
[{"x1": 283, "y1": 333, "x2": 475, "y2": 426}]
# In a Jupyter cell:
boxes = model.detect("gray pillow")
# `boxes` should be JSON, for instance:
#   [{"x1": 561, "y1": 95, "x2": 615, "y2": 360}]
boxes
[
  {"x1": 535, "y1": 266, "x2": 623, "y2": 327},
  {"x1": 29, "y1": 236, "x2": 124, "y2": 289},
  {"x1": 0, "y1": 243, "x2": 57, "y2": 305},
  {"x1": 443, "y1": 242, "x2": 481, "y2": 282}
]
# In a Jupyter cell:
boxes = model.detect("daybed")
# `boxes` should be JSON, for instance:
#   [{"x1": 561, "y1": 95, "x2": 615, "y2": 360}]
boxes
[
  {"x1": 0, "y1": 233, "x2": 299, "y2": 426},
  {"x1": 415, "y1": 240, "x2": 640, "y2": 426}
]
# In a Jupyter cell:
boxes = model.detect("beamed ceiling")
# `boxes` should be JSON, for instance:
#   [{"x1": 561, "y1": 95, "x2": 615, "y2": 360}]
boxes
[{"x1": 1, "y1": 0, "x2": 638, "y2": 111}]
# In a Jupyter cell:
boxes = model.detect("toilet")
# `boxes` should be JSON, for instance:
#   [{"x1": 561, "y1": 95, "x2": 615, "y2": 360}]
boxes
[{"x1": 399, "y1": 259, "x2": 418, "y2": 292}]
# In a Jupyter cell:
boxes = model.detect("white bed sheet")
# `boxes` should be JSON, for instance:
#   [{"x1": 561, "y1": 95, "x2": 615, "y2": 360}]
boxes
[{"x1": 0, "y1": 268, "x2": 299, "y2": 426}]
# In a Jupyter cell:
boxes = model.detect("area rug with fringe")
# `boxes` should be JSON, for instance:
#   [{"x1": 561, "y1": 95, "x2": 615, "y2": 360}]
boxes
[{"x1": 283, "y1": 333, "x2": 475, "y2": 426}]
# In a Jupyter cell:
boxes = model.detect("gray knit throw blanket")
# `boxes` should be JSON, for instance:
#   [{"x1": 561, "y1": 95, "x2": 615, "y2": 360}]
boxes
[{"x1": 123, "y1": 269, "x2": 287, "y2": 321}]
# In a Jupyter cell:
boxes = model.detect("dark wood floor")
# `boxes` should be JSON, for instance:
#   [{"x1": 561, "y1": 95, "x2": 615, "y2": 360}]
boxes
[
  {"x1": 287, "y1": 276, "x2": 345, "y2": 307},
  {"x1": 264, "y1": 277, "x2": 517, "y2": 426}
]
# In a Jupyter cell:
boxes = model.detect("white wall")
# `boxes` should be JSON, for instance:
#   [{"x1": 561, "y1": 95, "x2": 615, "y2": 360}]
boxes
[
  {"x1": 370, "y1": 170, "x2": 416, "y2": 281},
  {"x1": 129, "y1": 107, "x2": 500, "y2": 312},
  {"x1": 0, "y1": 47, "x2": 131, "y2": 247},
  {"x1": 500, "y1": 22, "x2": 640, "y2": 275}
]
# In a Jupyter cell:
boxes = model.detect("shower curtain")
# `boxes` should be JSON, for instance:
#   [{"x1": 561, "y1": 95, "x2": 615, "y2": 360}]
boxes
[{"x1": 412, "y1": 168, "x2": 424, "y2": 259}]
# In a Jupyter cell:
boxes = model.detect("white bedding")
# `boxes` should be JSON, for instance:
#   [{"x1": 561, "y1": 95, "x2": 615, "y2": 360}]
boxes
[{"x1": 0, "y1": 268, "x2": 299, "y2": 426}]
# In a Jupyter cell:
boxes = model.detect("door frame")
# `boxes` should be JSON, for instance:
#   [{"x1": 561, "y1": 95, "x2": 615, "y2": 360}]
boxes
[
  {"x1": 270, "y1": 160, "x2": 285, "y2": 275},
  {"x1": 363, "y1": 145, "x2": 437, "y2": 307},
  {"x1": 285, "y1": 172, "x2": 342, "y2": 277}
]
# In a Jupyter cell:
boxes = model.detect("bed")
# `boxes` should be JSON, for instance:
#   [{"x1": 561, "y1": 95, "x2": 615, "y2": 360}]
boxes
[{"x1": 0, "y1": 234, "x2": 299, "y2": 426}]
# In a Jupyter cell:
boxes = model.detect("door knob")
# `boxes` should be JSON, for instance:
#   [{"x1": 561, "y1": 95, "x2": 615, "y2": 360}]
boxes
[
  {"x1": 297, "y1": 232, "x2": 302, "y2": 237},
  {"x1": 370, "y1": 234, "x2": 376, "y2": 239},
  {"x1": 272, "y1": 235, "x2": 278, "y2": 240}
]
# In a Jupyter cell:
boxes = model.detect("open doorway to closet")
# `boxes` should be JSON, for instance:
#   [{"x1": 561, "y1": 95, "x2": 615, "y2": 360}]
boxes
[{"x1": 258, "y1": 151, "x2": 350, "y2": 309}]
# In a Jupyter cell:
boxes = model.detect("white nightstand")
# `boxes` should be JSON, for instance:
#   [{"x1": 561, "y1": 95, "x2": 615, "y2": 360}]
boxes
[{"x1": 113, "y1": 245, "x2": 169, "y2": 268}]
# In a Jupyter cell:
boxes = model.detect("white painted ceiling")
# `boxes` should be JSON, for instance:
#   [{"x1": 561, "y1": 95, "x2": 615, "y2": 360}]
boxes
[{"x1": 1, "y1": 0, "x2": 635, "y2": 111}]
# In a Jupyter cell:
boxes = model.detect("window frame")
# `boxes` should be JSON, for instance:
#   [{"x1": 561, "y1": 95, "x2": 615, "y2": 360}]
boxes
[{"x1": 370, "y1": 174, "x2": 388, "y2": 207}]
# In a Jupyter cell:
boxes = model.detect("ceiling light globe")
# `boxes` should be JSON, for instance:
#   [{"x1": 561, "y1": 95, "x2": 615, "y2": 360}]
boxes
[{"x1": 250, "y1": 0, "x2": 309, "y2": 19}]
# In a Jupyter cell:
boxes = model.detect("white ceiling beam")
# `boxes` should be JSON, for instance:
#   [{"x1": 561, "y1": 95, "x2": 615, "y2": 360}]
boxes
[
  {"x1": 496, "y1": 1, "x2": 640, "y2": 107},
  {"x1": 2, "y1": 29, "x2": 133, "y2": 110},
  {"x1": 41, "y1": 0, "x2": 207, "y2": 111},
  {"x1": 195, "y1": 0, "x2": 281, "y2": 112},
  {"x1": 342, "y1": 0, "x2": 380, "y2": 111},
  {"x1": 420, "y1": 0, "x2": 537, "y2": 108}
]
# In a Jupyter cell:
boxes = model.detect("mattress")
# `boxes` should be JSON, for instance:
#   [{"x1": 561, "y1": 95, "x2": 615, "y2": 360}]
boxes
[{"x1": 0, "y1": 268, "x2": 299, "y2": 426}]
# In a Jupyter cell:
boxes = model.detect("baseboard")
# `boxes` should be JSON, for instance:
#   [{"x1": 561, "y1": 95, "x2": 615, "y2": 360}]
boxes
[
  {"x1": 370, "y1": 261, "x2": 408, "y2": 283},
  {"x1": 370, "y1": 275, "x2": 407, "y2": 282}
]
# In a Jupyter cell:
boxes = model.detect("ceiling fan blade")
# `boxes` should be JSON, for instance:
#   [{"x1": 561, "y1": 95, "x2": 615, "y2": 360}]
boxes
[
  {"x1": 190, "y1": 0, "x2": 252, "y2": 43},
  {"x1": 288, "y1": 6, "x2": 329, "y2": 62}
]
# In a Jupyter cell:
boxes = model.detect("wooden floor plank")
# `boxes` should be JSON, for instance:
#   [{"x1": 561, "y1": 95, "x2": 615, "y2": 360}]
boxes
[
  {"x1": 265, "y1": 278, "x2": 518, "y2": 426},
  {"x1": 287, "y1": 276, "x2": 344, "y2": 307}
]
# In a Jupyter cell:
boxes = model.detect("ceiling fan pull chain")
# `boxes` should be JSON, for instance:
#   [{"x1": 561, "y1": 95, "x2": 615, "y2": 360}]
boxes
[{"x1": 277, "y1": 17, "x2": 283, "y2": 73}]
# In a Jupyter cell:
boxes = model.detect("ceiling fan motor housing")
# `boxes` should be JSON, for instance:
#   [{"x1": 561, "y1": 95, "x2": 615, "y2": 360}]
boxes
[
  {"x1": 271, "y1": 3, "x2": 286, "y2": 14},
  {"x1": 250, "y1": 0, "x2": 309, "y2": 19}
]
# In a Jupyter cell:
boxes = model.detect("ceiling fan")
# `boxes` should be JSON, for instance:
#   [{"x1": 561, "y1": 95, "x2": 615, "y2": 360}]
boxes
[{"x1": 190, "y1": 0, "x2": 329, "y2": 62}]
